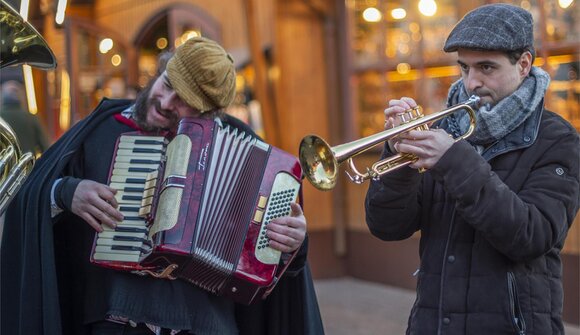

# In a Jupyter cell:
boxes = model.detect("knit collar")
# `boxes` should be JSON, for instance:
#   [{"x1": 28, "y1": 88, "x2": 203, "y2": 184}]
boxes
[{"x1": 446, "y1": 66, "x2": 550, "y2": 148}]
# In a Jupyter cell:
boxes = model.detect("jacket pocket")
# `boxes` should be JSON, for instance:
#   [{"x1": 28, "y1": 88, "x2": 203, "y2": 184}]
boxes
[{"x1": 507, "y1": 272, "x2": 526, "y2": 335}]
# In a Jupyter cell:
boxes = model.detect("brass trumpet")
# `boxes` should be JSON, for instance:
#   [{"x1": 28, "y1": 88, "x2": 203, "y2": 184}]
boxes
[{"x1": 298, "y1": 95, "x2": 480, "y2": 191}]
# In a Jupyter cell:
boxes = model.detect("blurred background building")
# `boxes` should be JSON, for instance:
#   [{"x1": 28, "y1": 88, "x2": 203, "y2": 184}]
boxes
[{"x1": 1, "y1": 0, "x2": 578, "y2": 327}]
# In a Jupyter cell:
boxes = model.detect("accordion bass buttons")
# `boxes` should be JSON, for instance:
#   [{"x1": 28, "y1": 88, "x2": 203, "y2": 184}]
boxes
[{"x1": 254, "y1": 172, "x2": 301, "y2": 265}]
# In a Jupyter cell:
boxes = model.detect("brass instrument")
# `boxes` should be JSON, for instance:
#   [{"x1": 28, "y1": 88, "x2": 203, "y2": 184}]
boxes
[
  {"x1": 299, "y1": 95, "x2": 480, "y2": 191},
  {"x1": 0, "y1": 0, "x2": 57, "y2": 69},
  {"x1": 0, "y1": 0, "x2": 57, "y2": 213}
]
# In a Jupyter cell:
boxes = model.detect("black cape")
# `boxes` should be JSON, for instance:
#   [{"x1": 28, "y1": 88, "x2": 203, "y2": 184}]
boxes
[{"x1": 1, "y1": 98, "x2": 324, "y2": 335}]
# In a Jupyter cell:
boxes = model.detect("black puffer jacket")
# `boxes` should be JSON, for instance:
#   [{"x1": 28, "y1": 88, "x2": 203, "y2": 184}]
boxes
[{"x1": 365, "y1": 104, "x2": 579, "y2": 335}]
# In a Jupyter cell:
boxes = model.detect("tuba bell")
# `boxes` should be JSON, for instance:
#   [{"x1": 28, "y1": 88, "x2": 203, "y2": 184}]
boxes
[{"x1": 0, "y1": 0, "x2": 57, "y2": 214}]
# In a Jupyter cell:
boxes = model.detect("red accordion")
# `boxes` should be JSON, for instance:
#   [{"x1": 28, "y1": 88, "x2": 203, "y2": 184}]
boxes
[{"x1": 90, "y1": 117, "x2": 303, "y2": 304}]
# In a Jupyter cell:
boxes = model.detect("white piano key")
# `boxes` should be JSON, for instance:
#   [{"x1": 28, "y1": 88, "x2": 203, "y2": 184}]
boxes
[
  {"x1": 111, "y1": 169, "x2": 152, "y2": 178},
  {"x1": 98, "y1": 231, "x2": 146, "y2": 239},
  {"x1": 92, "y1": 252, "x2": 141, "y2": 262},
  {"x1": 96, "y1": 237, "x2": 144, "y2": 247},
  {"x1": 119, "y1": 135, "x2": 166, "y2": 144},
  {"x1": 115, "y1": 148, "x2": 164, "y2": 158}
]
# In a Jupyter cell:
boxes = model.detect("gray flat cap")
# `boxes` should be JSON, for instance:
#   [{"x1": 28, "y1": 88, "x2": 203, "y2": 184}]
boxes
[{"x1": 444, "y1": 4, "x2": 535, "y2": 57}]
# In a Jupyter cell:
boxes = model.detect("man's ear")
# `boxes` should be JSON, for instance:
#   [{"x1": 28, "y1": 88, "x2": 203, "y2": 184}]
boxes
[{"x1": 518, "y1": 51, "x2": 533, "y2": 77}]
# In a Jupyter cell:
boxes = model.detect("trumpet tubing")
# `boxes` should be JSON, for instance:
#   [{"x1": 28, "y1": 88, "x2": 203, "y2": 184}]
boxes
[{"x1": 299, "y1": 95, "x2": 480, "y2": 191}]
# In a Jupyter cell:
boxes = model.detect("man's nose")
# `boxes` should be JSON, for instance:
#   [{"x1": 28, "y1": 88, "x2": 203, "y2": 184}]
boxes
[
  {"x1": 465, "y1": 71, "x2": 483, "y2": 92},
  {"x1": 158, "y1": 91, "x2": 179, "y2": 111}
]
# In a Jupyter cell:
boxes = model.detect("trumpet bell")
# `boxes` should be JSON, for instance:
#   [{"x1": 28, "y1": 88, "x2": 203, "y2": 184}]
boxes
[{"x1": 299, "y1": 135, "x2": 339, "y2": 191}]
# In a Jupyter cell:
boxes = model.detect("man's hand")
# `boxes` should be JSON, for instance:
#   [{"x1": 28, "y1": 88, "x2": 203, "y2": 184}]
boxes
[
  {"x1": 70, "y1": 180, "x2": 123, "y2": 232},
  {"x1": 395, "y1": 128, "x2": 455, "y2": 170},
  {"x1": 383, "y1": 97, "x2": 419, "y2": 152},
  {"x1": 384, "y1": 97, "x2": 455, "y2": 170},
  {"x1": 266, "y1": 202, "x2": 306, "y2": 253}
]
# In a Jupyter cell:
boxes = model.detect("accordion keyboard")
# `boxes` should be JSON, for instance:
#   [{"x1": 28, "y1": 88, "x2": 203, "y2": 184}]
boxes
[{"x1": 92, "y1": 135, "x2": 166, "y2": 262}]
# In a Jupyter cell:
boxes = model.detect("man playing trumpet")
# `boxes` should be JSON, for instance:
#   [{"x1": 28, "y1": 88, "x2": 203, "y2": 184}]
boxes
[{"x1": 365, "y1": 4, "x2": 579, "y2": 335}]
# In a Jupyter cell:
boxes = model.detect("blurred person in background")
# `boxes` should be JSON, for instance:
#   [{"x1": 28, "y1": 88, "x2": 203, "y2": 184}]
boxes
[
  {"x1": 1, "y1": 36, "x2": 323, "y2": 335},
  {"x1": 365, "y1": 4, "x2": 579, "y2": 335},
  {"x1": 0, "y1": 80, "x2": 50, "y2": 156}
]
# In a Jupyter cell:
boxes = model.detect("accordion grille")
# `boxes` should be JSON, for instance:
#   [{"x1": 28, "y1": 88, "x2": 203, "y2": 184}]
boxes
[{"x1": 191, "y1": 127, "x2": 268, "y2": 284}]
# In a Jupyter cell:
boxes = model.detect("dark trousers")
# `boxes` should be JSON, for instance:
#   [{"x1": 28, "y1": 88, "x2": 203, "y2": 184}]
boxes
[{"x1": 90, "y1": 321, "x2": 193, "y2": 335}]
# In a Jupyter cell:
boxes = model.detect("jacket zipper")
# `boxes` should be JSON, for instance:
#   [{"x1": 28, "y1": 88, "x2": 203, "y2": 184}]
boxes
[
  {"x1": 507, "y1": 272, "x2": 526, "y2": 335},
  {"x1": 437, "y1": 210, "x2": 456, "y2": 335}
]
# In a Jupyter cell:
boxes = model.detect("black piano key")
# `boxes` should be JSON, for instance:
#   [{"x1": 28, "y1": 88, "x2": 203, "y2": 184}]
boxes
[
  {"x1": 132, "y1": 148, "x2": 164, "y2": 154},
  {"x1": 133, "y1": 139, "x2": 165, "y2": 145},
  {"x1": 114, "y1": 226, "x2": 148, "y2": 233},
  {"x1": 111, "y1": 245, "x2": 147, "y2": 252},
  {"x1": 125, "y1": 178, "x2": 146, "y2": 184},
  {"x1": 129, "y1": 159, "x2": 162, "y2": 165},
  {"x1": 119, "y1": 206, "x2": 139, "y2": 212},
  {"x1": 123, "y1": 187, "x2": 145, "y2": 193},
  {"x1": 122, "y1": 195, "x2": 143, "y2": 201},
  {"x1": 128, "y1": 167, "x2": 156, "y2": 173}
]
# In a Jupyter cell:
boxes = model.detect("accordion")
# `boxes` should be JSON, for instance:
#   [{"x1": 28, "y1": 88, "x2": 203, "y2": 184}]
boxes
[{"x1": 90, "y1": 117, "x2": 303, "y2": 305}]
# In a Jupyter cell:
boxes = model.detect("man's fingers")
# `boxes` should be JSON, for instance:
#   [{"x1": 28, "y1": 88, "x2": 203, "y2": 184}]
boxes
[
  {"x1": 79, "y1": 212, "x2": 104, "y2": 232},
  {"x1": 266, "y1": 230, "x2": 300, "y2": 253},
  {"x1": 289, "y1": 202, "x2": 304, "y2": 218},
  {"x1": 72, "y1": 180, "x2": 124, "y2": 229}
]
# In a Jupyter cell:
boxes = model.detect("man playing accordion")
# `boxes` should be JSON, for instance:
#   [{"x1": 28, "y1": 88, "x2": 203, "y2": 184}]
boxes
[{"x1": 1, "y1": 36, "x2": 324, "y2": 335}]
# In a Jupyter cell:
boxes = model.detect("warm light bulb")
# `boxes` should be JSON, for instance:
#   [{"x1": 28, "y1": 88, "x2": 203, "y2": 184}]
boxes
[
  {"x1": 418, "y1": 0, "x2": 437, "y2": 17},
  {"x1": 391, "y1": 8, "x2": 406, "y2": 20},
  {"x1": 156, "y1": 37, "x2": 168, "y2": 50},
  {"x1": 397, "y1": 63, "x2": 411, "y2": 74},
  {"x1": 558, "y1": 0, "x2": 573, "y2": 9},
  {"x1": 362, "y1": 7, "x2": 382, "y2": 22},
  {"x1": 99, "y1": 38, "x2": 113, "y2": 54},
  {"x1": 111, "y1": 54, "x2": 122, "y2": 67}
]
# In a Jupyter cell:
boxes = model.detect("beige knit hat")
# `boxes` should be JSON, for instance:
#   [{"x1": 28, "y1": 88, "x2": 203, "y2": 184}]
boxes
[{"x1": 166, "y1": 37, "x2": 236, "y2": 113}]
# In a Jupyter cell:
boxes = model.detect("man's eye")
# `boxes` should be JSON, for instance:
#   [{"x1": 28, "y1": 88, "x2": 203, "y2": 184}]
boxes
[{"x1": 481, "y1": 64, "x2": 493, "y2": 72}]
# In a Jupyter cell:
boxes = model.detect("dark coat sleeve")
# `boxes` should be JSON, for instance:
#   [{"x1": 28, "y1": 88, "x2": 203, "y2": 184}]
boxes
[
  {"x1": 0, "y1": 99, "x2": 131, "y2": 335},
  {"x1": 365, "y1": 149, "x2": 423, "y2": 241},
  {"x1": 430, "y1": 119, "x2": 580, "y2": 261}
]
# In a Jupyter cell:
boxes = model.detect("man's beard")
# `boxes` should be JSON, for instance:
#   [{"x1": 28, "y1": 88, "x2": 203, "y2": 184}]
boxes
[
  {"x1": 132, "y1": 80, "x2": 156, "y2": 132},
  {"x1": 132, "y1": 78, "x2": 179, "y2": 133}
]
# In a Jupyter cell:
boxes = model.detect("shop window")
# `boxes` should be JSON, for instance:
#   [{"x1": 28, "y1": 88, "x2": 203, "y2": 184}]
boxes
[{"x1": 349, "y1": 0, "x2": 579, "y2": 137}]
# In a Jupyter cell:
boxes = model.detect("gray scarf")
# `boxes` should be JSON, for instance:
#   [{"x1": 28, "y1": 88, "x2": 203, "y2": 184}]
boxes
[{"x1": 446, "y1": 66, "x2": 550, "y2": 147}]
